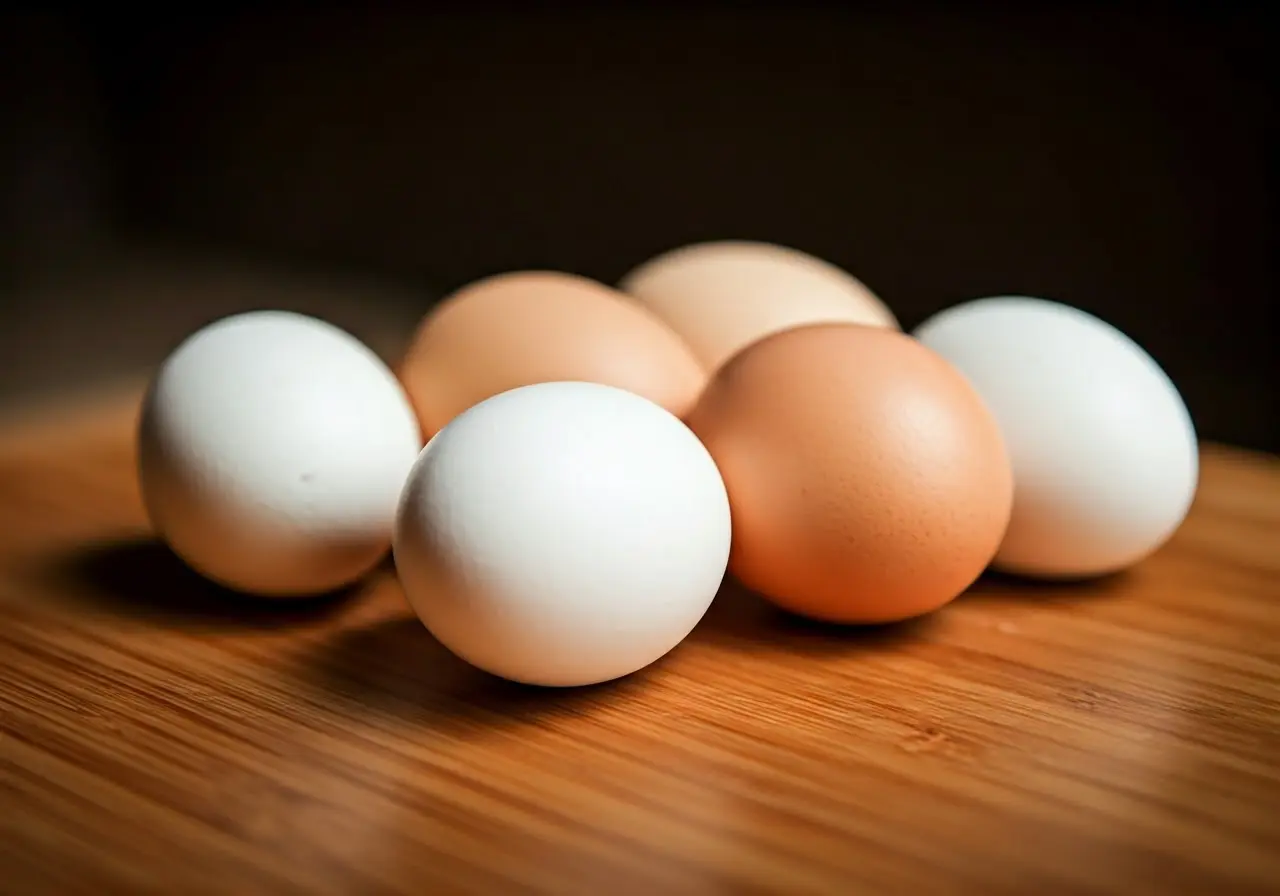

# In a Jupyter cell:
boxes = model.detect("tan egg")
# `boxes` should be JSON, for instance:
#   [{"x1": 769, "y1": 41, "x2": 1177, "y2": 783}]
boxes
[
  {"x1": 686, "y1": 323, "x2": 1013, "y2": 624},
  {"x1": 619, "y1": 240, "x2": 899, "y2": 373},
  {"x1": 399, "y1": 271, "x2": 705, "y2": 437}
]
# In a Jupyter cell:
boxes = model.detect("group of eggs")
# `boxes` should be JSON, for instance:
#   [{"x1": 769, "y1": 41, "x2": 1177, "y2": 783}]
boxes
[{"x1": 138, "y1": 240, "x2": 1199, "y2": 687}]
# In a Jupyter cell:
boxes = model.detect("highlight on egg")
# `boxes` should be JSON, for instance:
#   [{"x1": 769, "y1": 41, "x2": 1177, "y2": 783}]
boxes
[
  {"x1": 397, "y1": 270, "x2": 705, "y2": 438},
  {"x1": 914, "y1": 295, "x2": 1199, "y2": 579},
  {"x1": 137, "y1": 310, "x2": 424, "y2": 597},
  {"x1": 686, "y1": 322, "x2": 1013, "y2": 625},
  {"x1": 619, "y1": 240, "x2": 899, "y2": 374}
]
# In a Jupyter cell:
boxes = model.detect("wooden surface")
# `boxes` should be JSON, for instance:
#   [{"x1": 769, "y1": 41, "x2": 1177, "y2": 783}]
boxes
[{"x1": 0, "y1": 391, "x2": 1277, "y2": 896}]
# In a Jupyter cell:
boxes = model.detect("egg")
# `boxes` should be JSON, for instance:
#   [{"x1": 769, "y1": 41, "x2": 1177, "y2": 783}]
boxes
[
  {"x1": 138, "y1": 310, "x2": 423, "y2": 596},
  {"x1": 394, "y1": 382, "x2": 731, "y2": 687},
  {"x1": 686, "y1": 323, "x2": 1012, "y2": 624},
  {"x1": 914, "y1": 296, "x2": 1199, "y2": 578},
  {"x1": 397, "y1": 271, "x2": 705, "y2": 437},
  {"x1": 619, "y1": 240, "x2": 899, "y2": 373}
]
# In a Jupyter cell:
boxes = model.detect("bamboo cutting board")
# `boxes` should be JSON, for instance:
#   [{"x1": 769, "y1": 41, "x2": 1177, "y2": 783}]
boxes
[{"x1": 0, "y1": 388, "x2": 1277, "y2": 895}]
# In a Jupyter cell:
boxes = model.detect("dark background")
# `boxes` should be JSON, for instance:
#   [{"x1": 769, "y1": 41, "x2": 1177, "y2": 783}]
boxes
[{"x1": 2, "y1": 4, "x2": 1275, "y2": 448}]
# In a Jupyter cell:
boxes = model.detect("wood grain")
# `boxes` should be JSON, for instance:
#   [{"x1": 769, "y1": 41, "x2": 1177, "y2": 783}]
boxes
[{"x1": 0, "y1": 393, "x2": 1277, "y2": 895}]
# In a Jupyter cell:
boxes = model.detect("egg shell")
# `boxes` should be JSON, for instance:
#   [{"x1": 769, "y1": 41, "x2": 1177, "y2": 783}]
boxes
[
  {"x1": 686, "y1": 323, "x2": 1013, "y2": 624},
  {"x1": 913, "y1": 296, "x2": 1199, "y2": 578},
  {"x1": 394, "y1": 381, "x2": 732, "y2": 687},
  {"x1": 138, "y1": 310, "x2": 424, "y2": 596},
  {"x1": 619, "y1": 240, "x2": 899, "y2": 373},
  {"x1": 398, "y1": 271, "x2": 705, "y2": 437}
]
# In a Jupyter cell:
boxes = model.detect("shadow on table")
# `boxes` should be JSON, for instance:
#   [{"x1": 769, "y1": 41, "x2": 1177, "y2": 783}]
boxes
[
  {"x1": 287, "y1": 563, "x2": 1128, "y2": 726},
  {"x1": 963, "y1": 567, "x2": 1132, "y2": 606},
  {"x1": 31, "y1": 536, "x2": 360, "y2": 630},
  {"x1": 690, "y1": 577, "x2": 941, "y2": 654},
  {"x1": 691, "y1": 566, "x2": 1131, "y2": 654},
  {"x1": 295, "y1": 614, "x2": 645, "y2": 728}
]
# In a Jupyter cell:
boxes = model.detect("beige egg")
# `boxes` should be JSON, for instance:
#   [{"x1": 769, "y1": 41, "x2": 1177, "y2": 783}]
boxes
[
  {"x1": 398, "y1": 271, "x2": 705, "y2": 438},
  {"x1": 619, "y1": 240, "x2": 899, "y2": 373}
]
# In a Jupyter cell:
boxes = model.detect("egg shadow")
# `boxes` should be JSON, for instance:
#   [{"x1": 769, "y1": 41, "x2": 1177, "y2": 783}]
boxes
[
  {"x1": 691, "y1": 578, "x2": 940, "y2": 654},
  {"x1": 32, "y1": 537, "x2": 358, "y2": 630},
  {"x1": 294, "y1": 614, "x2": 652, "y2": 728},
  {"x1": 962, "y1": 567, "x2": 1132, "y2": 607}
]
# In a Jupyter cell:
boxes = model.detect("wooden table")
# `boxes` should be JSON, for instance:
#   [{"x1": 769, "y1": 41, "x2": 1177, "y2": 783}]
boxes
[{"x1": 1, "y1": 390, "x2": 1277, "y2": 895}]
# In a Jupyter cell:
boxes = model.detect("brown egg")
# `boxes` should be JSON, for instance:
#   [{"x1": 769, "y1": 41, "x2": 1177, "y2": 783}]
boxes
[
  {"x1": 619, "y1": 240, "x2": 899, "y2": 374},
  {"x1": 686, "y1": 323, "x2": 1013, "y2": 624},
  {"x1": 399, "y1": 271, "x2": 705, "y2": 436}
]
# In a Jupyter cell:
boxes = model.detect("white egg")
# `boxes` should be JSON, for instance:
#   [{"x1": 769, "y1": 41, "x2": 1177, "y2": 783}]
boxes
[
  {"x1": 138, "y1": 310, "x2": 424, "y2": 596},
  {"x1": 913, "y1": 296, "x2": 1198, "y2": 578},
  {"x1": 394, "y1": 381, "x2": 731, "y2": 687}
]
